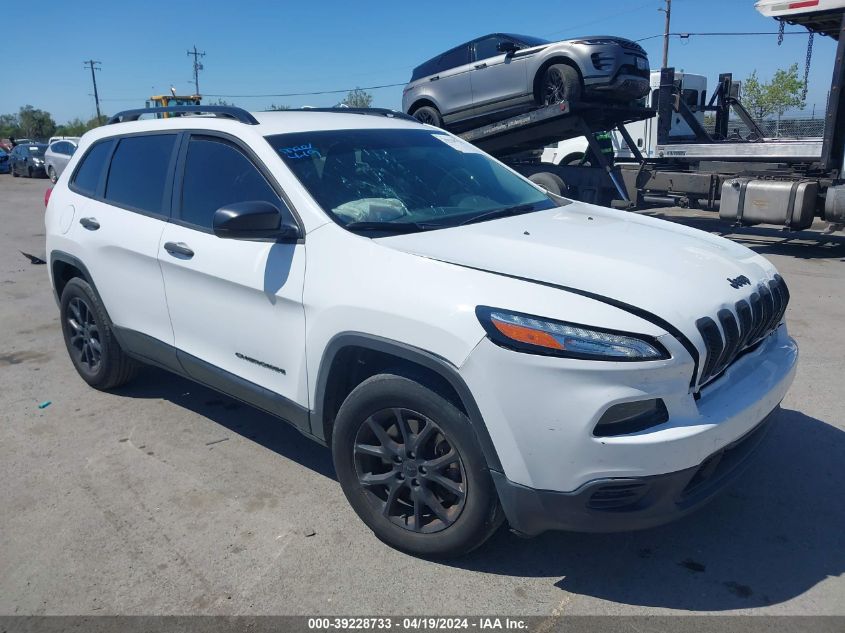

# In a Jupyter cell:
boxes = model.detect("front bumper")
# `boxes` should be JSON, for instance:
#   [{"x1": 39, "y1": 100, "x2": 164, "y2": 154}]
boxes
[
  {"x1": 460, "y1": 322, "x2": 798, "y2": 533},
  {"x1": 493, "y1": 408, "x2": 776, "y2": 536},
  {"x1": 588, "y1": 73, "x2": 650, "y2": 99}
]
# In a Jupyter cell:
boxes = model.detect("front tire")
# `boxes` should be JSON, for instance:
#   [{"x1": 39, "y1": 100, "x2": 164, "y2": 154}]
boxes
[
  {"x1": 411, "y1": 105, "x2": 443, "y2": 128},
  {"x1": 332, "y1": 374, "x2": 502, "y2": 557},
  {"x1": 11, "y1": 163, "x2": 18, "y2": 177},
  {"x1": 60, "y1": 278, "x2": 138, "y2": 390},
  {"x1": 541, "y1": 64, "x2": 582, "y2": 105},
  {"x1": 48, "y1": 166, "x2": 57, "y2": 183}
]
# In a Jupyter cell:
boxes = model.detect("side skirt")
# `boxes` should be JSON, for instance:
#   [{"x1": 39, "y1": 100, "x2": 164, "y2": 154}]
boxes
[{"x1": 113, "y1": 327, "x2": 321, "y2": 445}]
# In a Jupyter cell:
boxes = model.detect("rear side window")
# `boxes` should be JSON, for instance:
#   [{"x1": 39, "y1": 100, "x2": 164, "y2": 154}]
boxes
[
  {"x1": 72, "y1": 140, "x2": 114, "y2": 196},
  {"x1": 105, "y1": 134, "x2": 177, "y2": 215},
  {"x1": 179, "y1": 136, "x2": 281, "y2": 229},
  {"x1": 438, "y1": 46, "x2": 470, "y2": 73}
]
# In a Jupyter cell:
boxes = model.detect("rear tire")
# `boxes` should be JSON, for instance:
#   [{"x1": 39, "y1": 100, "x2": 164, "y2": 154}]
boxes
[
  {"x1": 60, "y1": 278, "x2": 138, "y2": 390},
  {"x1": 411, "y1": 105, "x2": 443, "y2": 128},
  {"x1": 332, "y1": 374, "x2": 502, "y2": 558},
  {"x1": 529, "y1": 171, "x2": 568, "y2": 196},
  {"x1": 541, "y1": 64, "x2": 582, "y2": 105}
]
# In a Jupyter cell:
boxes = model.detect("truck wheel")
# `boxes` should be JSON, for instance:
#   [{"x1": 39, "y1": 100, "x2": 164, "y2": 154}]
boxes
[
  {"x1": 542, "y1": 64, "x2": 581, "y2": 105},
  {"x1": 529, "y1": 172, "x2": 568, "y2": 196},
  {"x1": 332, "y1": 374, "x2": 502, "y2": 558},
  {"x1": 412, "y1": 105, "x2": 443, "y2": 128},
  {"x1": 60, "y1": 278, "x2": 138, "y2": 390}
]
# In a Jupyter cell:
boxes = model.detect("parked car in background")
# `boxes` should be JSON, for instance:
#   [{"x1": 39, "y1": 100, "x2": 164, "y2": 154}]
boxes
[
  {"x1": 45, "y1": 139, "x2": 78, "y2": 183},
  {"x1": 403, "y1": 33, "x2": 650, "y2": 131},
  {"x1": 9, "y1": 143, "x2": 48, "y2": 178},
  {"x1": 0, "y1": 149, "x2": 9, "y2": 174},
  {"x1": 48, "y1": 135, "x2": 81, "y2": 145}
]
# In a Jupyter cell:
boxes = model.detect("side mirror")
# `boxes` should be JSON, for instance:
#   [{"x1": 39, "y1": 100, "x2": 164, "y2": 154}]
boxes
[
  {"x1": 213, "y1": 200, "x2": 299, "y2": 241},
  {"x1": 497, "y1": 41, "x2": 519, "y2": 54}
]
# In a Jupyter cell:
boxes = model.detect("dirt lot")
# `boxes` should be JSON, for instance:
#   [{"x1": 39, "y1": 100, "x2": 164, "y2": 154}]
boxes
[{"x1": 1, "y1": 173, "x2": 843, "y2": 616}]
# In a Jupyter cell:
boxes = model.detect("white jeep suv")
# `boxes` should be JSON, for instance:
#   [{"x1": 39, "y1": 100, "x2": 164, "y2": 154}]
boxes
[{"x1": 46, "y1": 105, "x2": 798, "y2": 557}]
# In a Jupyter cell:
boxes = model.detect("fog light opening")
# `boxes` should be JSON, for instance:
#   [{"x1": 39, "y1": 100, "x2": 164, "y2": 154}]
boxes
[{"x1": 593, "y1": 399, "x2": 669, "y2": 437}]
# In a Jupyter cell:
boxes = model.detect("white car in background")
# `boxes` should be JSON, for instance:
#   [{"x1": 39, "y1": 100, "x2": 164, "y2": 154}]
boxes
[
  {"x1": 46, "y1": 106, "x2": 797, "y2": 557},
  {"x1": 45, "y1": 139, "x2": 78, "y2": 183}
]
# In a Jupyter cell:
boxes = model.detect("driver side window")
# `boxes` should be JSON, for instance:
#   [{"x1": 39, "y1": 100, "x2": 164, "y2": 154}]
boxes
[
  {"x1": 473, "y1": 36, "x2": 503, "y2": 62},
  {"x1": 179, "y1": 136, "x2": 284, "y2": 230}
]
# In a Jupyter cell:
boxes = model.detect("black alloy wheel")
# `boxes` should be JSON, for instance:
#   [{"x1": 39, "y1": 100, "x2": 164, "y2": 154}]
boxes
[{"x1": 354, "y1": 407, "x2": 467, "y2": 533}]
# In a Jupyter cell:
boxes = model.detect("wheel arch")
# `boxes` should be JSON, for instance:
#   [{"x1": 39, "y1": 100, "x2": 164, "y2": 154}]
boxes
[
  {"x1": 532, "y1": 55, "x2": 584, "y2": 104},
  {"x1": 311, "y1": 332, "x2": 503, "y2": 473},
  {"x1": 50, "y1": 251, "x2": 96, "y2": 303},
  {"x1": 407, "y1": 97, "x2": 441, "y2": 116}
]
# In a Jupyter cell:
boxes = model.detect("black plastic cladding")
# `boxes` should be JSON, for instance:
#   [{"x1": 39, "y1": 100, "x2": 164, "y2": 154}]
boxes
[{"x1": 696, "y1": 275, "x2": 789, "y2": 386}]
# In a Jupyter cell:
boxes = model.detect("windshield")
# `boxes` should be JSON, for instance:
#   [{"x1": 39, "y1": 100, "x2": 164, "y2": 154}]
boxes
[
  {"x1": 267, "y1": 128, "x2": 556, "y2": 232},
  {"x1": 25, "y1": 145, "x2": 46, "y2": 156}
]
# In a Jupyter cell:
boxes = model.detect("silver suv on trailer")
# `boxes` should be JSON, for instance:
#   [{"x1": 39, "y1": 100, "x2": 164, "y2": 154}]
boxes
[{"x1": 402, "y1": 33, "x2": 650, "y2": 130}]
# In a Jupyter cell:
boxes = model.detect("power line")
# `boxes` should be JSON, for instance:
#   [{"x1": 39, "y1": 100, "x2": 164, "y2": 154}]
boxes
[
  {"x1": 637, "y1": 30, "x2": 808, "y2": 42},
  {"x1": 83, "y1": 60, "x2": 102, "y2": 120},
  {"x1": 187, "y1": 45, "x2": 206, "y2": 95},
  {"x1": 203, "y1": 81, "x2": 406, "y2": 99}
]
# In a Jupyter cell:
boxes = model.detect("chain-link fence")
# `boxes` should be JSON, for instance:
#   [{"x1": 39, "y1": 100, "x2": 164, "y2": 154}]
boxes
[{"x1": 703, "y1": 115, "x2": 826, "y2": 140}]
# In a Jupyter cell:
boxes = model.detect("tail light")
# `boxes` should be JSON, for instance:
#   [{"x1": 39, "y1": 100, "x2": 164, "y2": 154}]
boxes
[{"x1": 44, "y1": 187, "x2": 53, "y2": 207}]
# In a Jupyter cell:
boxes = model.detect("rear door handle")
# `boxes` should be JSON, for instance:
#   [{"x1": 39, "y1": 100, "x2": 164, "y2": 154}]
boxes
[
  {"x1": 79, "y1": 217, "x2": 99, "y2": 231},
  {"x1": 429, "y1": 75, "x2": 440, "y2": 81},
  {"x1": 474, "y1": 63, "x2": 487, "y2": 69},
  {"x1": 164, "y1": 241, "x2": 194, "y2": 258}
]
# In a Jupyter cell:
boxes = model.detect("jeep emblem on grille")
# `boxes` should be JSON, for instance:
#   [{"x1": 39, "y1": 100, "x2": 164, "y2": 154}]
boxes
[{"x1": 727, "y1": 275, "x2": 751, "y2": 289}]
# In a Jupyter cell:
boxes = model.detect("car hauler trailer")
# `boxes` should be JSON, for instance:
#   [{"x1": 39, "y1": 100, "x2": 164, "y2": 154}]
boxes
[
  {"x1": 457, "y1": 2, "x2": 845, "y2": 232},
  {"x1": 457, "y1": 100, "x2": 655, "y2": 207}
]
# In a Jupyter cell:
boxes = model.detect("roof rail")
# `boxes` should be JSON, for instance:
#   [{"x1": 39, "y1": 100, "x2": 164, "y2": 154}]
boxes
[
  {"x1": 107, "y1": 105, "x2": 259, "y2": 125},
  {"x1": 277, "y1": 107, "x2": 417, "y2": 122}
]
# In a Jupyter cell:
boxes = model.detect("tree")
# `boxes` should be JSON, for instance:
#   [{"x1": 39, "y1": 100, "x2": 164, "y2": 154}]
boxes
[
  {"x1": 743, "y1": 64, "x2": 806, "y2": 122},
  {"x1": 343, "y1": 88, "x2": 373, "y2": 108},
  {"x1": 17, "y1": 105, "x2": 56, "y2": 140},
  {"x1": 267, "y1": 103, "x2": 290, "y2": 110},
  {"x1": 743, "y1": 71, "x2": 770, "y2": 119},
  {"x1": 0, "y1": 113, "x2": 20, "y2": 138},
  {"x1": 55, "y1": 118, "x2": 88, "y2": 137}
]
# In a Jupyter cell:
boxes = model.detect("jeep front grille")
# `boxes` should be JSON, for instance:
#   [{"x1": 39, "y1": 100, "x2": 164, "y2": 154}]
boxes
[{"x1": 695, "y1": 275, "x2": 789, "y2": 387}]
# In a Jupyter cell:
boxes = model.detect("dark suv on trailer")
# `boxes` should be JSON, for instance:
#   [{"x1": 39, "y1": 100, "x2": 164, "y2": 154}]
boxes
[{"x1": 402, "y1": 33, "x2": 649, "y2": 130}]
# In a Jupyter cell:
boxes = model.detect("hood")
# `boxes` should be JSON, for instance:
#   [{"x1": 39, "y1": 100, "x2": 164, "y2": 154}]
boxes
[{"x1": 378, "y1": 205, "x2": 777, "y2": 345}]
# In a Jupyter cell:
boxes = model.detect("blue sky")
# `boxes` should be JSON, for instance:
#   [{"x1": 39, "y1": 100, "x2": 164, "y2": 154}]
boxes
[{"x1": 3, "y1": 0, "x2": 836, "y2": 123}]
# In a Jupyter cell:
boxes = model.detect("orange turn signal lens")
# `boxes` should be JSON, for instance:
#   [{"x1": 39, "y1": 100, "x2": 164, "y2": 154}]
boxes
[{"x1": 492, "y1": 320, "x2": 564, "y2": 350}]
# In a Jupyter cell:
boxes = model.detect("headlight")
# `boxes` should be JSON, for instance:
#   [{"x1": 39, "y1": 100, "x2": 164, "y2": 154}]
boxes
[
  {"x1": 476, "y1": 306, "x2": 669, "y2": 361},
  {"x1": 33, "y1": 157, "x2": 43, "y2": 164}
]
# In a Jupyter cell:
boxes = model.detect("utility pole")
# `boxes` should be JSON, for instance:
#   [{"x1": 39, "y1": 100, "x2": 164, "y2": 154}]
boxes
[
  {"x1": 659, "y1": 0, "x2": 672, "y2": 69},
  {"x1": 83, "y1": 60, "x2": 102, "y2": 120},
  {"x1": 186, "y1": 45, "x2": 206, "y2": 96}
]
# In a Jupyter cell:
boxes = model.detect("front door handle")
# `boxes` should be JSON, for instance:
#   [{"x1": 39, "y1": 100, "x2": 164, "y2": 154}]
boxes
[
  {"x1": 79, "y1": 217, "x2": 100, "y2": 230},
  {"x1": 429, "y1": 75, "x2": 440, "y2": 81},
  {"x1": 164, "y1": 241, "x2": 194, "y2": 258},
  {"x1": 474, "y1": 63, "x2": 487, "y2": 69}
]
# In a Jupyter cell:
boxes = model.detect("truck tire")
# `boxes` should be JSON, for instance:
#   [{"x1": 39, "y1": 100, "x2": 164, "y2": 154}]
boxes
[
  {"x1": 529, "y1": 172, "x2": 568, "y2": 196},
  {"x1": 542, "y1": 64, "x2": 581, "y2": 105},
  {"x1": 411, "y1": 105, "x2": 443, "y2": 128},
  {"x1": 332, "y1": 374, "x2": 502, "y2": 557}
]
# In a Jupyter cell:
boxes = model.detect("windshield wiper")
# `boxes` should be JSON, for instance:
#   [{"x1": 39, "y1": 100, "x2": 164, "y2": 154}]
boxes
[
  {"x1": 343, "y1": 221, "x2": 435, "y2": 234},
  {"x1": 458, "y1": 203, "x2": 541, "y2": 227}
]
